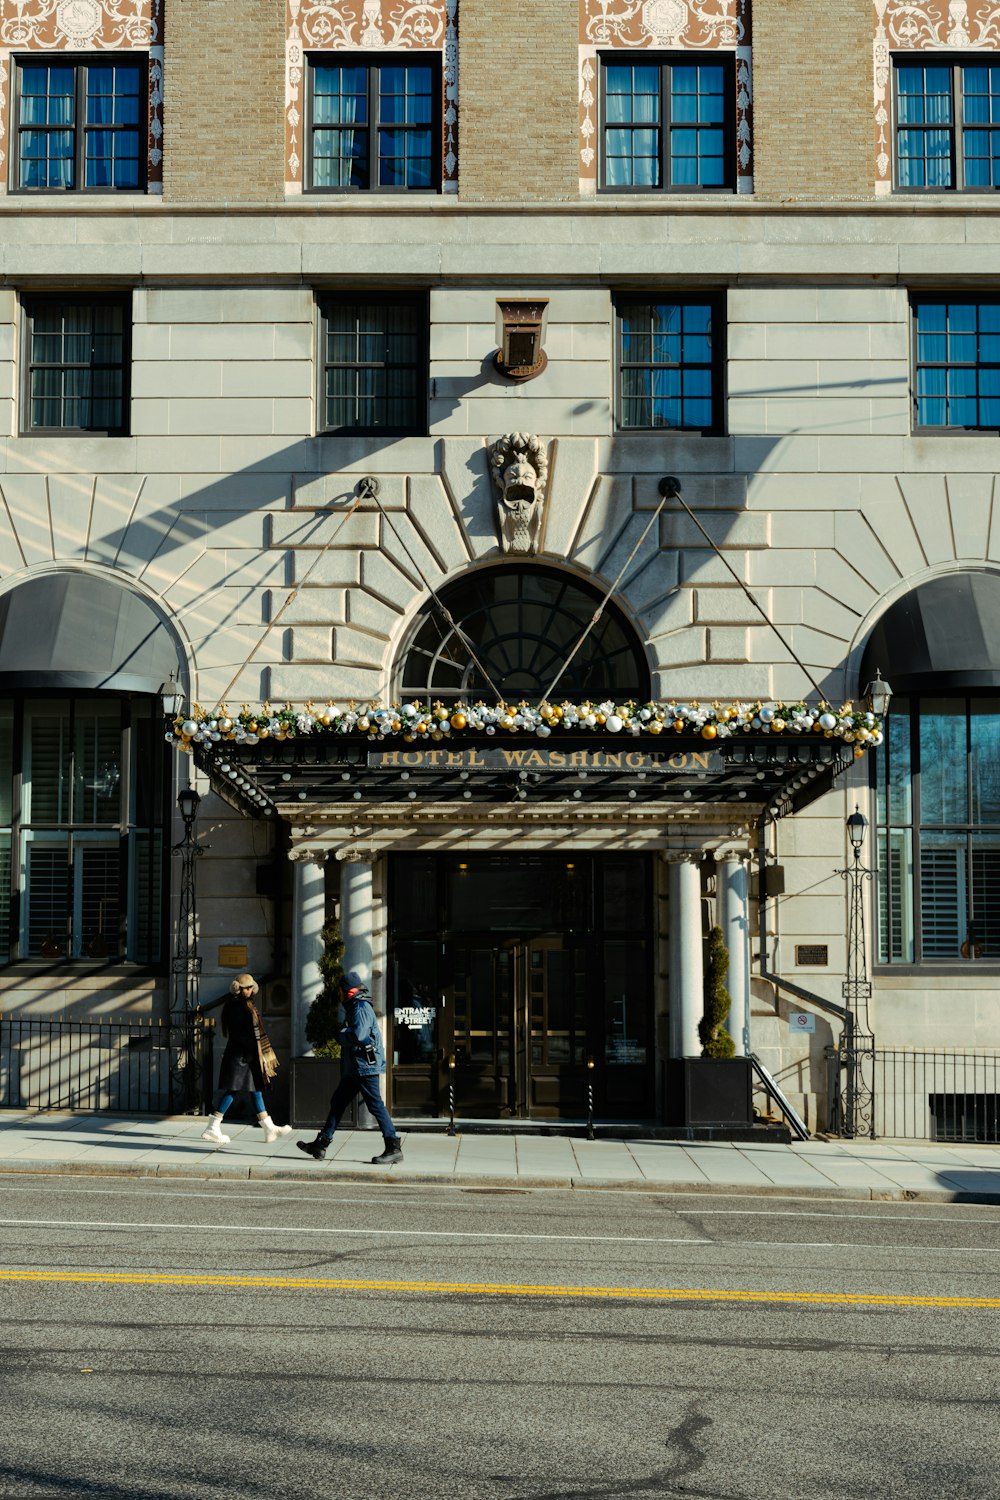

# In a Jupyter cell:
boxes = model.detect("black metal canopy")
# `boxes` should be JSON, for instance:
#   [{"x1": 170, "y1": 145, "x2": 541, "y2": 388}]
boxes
[{"x1": 194, "y1": 732, "x2": 855, "y2": 822}]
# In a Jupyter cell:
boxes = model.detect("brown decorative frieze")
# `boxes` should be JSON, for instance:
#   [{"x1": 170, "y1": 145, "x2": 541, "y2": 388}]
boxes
[
  {"x1": 578, "y1": 0, "x2": 753, "y2": 193},
  {"x1": 874, "y1": 1, "x2": 1000, "y2": 194},
  {"x1": 285, "y1": 0, "x2": 458, "y2": 194},
  {"x1": 0, "y1": 0, "x2": 162, "y2": 193}
]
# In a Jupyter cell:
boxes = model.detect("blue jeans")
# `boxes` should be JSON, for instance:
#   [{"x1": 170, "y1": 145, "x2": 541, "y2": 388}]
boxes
[
  {"x1": 216, "y1": 1090, "x2": 265, "y2": 1116},
  {"x1": 320, "y1": 1073, "x2": 397, "y2": 1143}
]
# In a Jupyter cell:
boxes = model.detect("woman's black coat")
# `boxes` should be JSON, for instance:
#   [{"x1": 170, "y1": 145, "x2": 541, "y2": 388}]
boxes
[{"x1": 217, "y1": 997, "x2": 266, "y2": 1093}]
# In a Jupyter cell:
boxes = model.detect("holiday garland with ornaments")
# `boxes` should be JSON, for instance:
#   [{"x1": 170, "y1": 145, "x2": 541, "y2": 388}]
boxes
[{"x1": 168, "y1": 699, "x2": 882, "y2": 757}]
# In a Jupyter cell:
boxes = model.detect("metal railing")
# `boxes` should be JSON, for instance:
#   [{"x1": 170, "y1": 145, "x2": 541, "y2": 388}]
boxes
[
  {"x1": 864, "y1": 1046, "x2": 1000, "y2": 1143},
  {"x1": 0, "y1": 1012, "x2": 215, "y2": 1115}
]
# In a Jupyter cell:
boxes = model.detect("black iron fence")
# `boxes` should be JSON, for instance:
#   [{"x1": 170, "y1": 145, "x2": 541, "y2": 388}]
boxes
[
  {"x1": 0, "y1": 1013, "x2": 215, "y2": 1115},
  {"x1": 835, "y1": 1044, "x2": 1000, "y2": 1143}
]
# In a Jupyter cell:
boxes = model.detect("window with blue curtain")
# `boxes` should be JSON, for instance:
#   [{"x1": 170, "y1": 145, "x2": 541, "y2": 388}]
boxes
[
  {"x1": 601, "y1": 55, "x2": 733, "y2": 192},
  {"x1": 616, "y1": 297, "x2": 721, "y2": 432},
  {"x1": 308, "y1": 56, "x2": 439, "y2": 192},
  {"x1": 895, "y1": 59, "x2": 1000, "y2": 190},
  {"x1": 319, "y1": 294, "x2": 427, "y2": 434},
  {"x1": 875, "y1": 697, "x2": 1000, "y2": 965},
  {"x1": 913, "y1": 298, "x2": 1000, "y2": 430},
  {"x1": 15, "y1": 58, "x2": 145, "y2": 192}
]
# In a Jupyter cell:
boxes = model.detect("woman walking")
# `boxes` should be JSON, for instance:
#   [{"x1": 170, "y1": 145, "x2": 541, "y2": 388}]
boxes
[{"x1": 202, "y1": 973, "x2": 291, "y2": 1146}]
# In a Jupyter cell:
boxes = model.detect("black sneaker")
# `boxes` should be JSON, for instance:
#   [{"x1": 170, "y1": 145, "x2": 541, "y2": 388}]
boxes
[
  {"x1": 296, "y1": 1137, "x2": 328, "y2": 1161},
  {"x1": 371, "y1": 1139, "x2": 403, "y2": 1165}
]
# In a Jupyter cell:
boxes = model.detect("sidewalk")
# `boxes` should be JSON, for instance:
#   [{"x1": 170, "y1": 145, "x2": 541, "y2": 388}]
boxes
[{"x1": 2, "y1": 1110, "x2": 1000, "y2": 1202}]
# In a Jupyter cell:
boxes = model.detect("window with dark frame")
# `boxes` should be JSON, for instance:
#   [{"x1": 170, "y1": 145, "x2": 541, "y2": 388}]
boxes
[
  {"x1": 0, "y1": 694, "x2": 167, "y2": 966},
  {"x1": 895, "y1": 57, "x2": 1000, "y2": 191},
  {"x1": 875, "y1": 696, "x2": 1000, "y2": 966},
  {"x1": 616, "y1": 296, "x2": 722, "y2": 432},
  {"x1": 912, "y1": 297, "x2": 1000, "y2": 430},
  {"x1": 306, "y1": 55, "x2": 439, "y2": 192},
  {"x1": 319, "y1": 294, "x2": 427, "y2": 435},
  {"x1": 13, "y1": 56, "x2": 146, "y2": 193},
  {"x1": 600, "y1": 54, "x2": 734, "y2": 192},
  {"x1": 22, "y1": 295, "x2": 130, "y2": 436}
]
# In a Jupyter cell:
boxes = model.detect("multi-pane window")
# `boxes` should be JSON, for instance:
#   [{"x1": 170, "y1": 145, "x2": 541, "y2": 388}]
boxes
[
  {"x1": 875, "y1": 697, "x2": 1000, "y2": 964},
  {"x1": 23, "y1": 296, "x2": 130, "y2": 435},
  {"x1": 13, "y1": 57, "x2": 145, "y2": 192},
  {"x1": 616, "y1": 297, "x2": 721, "y2": 432},
  {"x1": 600, "y1": 56, "x2": 733, "y2": 191},
  {"x1": 895, "y1": 59, "x2": 1000, "y2": 190},
  {"x1": 307, "y1": 57, "x2": 438, "y2": 191},
  {"x1": 319, "y1": 295, "x2": 426, "y2": 434},
  {"x1": 0, "y1": 695, "x2": 167, "y2": 965},
  {"x1": 913, "y1": 298, "x2": 1000, "y2": 430}
]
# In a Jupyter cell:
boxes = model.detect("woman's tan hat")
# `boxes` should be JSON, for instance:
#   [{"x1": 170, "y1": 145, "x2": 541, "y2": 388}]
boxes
[{"x1": 230, "y1": 972, "x2": 258, "y2": 996}]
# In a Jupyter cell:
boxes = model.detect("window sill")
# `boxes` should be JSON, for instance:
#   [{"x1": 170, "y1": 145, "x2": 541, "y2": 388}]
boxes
[{"x1": 873, "y1": 964, "x2": 1000, "y2": 979}]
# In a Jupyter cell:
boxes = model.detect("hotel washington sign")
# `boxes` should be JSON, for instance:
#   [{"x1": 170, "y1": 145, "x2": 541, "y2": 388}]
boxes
[{"x1": 367, "y1": 746, "x2": 724, "y2": 773}]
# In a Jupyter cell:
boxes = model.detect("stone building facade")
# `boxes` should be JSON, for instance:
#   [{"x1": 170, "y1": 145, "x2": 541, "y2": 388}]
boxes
[{"x1": 0, "y1": 0, "x2": 996, "y2": 1137}]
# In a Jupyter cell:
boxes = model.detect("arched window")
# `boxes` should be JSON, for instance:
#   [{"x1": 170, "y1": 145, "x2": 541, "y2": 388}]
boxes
[
  {"x1": 396, "y1": 566, "x2": 650, "y2": 702},
  {"x1": 0, "y1": 572, "x2": 180, "y2": 965},
  {"x1": 865, "y1": 573, "x2": 1000, "y2": 966}
]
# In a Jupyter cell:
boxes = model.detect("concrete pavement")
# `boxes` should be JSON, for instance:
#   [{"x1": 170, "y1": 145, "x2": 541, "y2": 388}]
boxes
[{"x1": 2, "y1": 1109, "x2": 1000, "y2": 1202}]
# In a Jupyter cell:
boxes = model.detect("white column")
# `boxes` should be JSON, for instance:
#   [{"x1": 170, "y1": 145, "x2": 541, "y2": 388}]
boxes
[
  {"x1": 717, "y1": 852, "x2": 751, "y2": 1058},
  {"x1": 291, "y1": 854, "x2": 326, "y2": 1058},
  {"x1": 338, "y1": 851, "x2": 374, "y2": 988},
  {"x1": 668, "y1": 853, "x2": 704, "y2": 1058}
]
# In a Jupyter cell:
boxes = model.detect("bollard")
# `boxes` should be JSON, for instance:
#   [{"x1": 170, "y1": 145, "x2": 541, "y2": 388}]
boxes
[
  {"x1": 586, "y1": 1056, "x2": 596, "y2": 1141},
  {"x1": 447, "y1": 1052, "x2": 457, "y2": 1137}
]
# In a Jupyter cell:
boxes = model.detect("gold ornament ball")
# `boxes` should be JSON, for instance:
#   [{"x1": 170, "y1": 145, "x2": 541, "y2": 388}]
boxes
[
  {"x1": 701, "y1": 724, "x2": 717, "y2": 740},
  {"x1": 451, "y1": 713, "x2": 467, "y2": 729}
]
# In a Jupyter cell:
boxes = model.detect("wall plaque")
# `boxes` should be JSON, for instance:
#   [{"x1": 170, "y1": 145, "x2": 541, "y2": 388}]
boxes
[
  {"x1": 218, "y1": 944, "x2": 249, "y2": 969},
  {"x1": 795, "y1": 944, "x2": 829, "y2": 967}
]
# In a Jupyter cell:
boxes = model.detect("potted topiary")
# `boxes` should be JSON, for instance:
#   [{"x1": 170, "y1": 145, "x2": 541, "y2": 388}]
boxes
[
  {"x1": 664, "y1": 926, "x2": 752, "y2": 1130},
  {"x1": 290, "y1": 918, "x2": 346, "y2": 1129}
]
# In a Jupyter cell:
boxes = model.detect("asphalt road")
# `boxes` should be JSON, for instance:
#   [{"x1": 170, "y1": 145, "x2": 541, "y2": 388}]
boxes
[{"x1": 1, "y1": 1176, "x2": 999, "y2": 1500}]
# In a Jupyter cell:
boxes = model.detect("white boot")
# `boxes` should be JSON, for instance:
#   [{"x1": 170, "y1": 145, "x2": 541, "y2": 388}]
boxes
[
  {"x1": 202, "y1": 1113, "x2": 230, "y2": 1145},
  {"x1": 258, "y1": 1112, "x2": 292, "y2": 1144}
]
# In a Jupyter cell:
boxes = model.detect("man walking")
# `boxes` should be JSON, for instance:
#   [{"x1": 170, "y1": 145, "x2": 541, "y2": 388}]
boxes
[{"x1": 297, "y1": 970, "x2": 403, "y2": 1165}]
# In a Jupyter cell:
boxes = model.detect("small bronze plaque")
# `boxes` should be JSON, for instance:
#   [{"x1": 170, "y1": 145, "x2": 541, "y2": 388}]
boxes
[
  {"x1": 218, "y1": 943, "x2": 248, "y2": 969},
  {"x1": 795, "y1": 944, "x2": 829, "y2": 967}
]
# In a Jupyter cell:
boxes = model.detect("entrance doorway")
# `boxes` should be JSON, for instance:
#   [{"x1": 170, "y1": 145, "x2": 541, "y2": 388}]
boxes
[{"x1": 388, "y1": 853, "x2": 654, "y2": 1120}]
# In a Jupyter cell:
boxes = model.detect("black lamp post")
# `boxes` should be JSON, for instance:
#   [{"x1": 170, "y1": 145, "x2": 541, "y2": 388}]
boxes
[
  {"x1": 837, "y1": 805, "x2": 875, "y2": 1138},
  {"x1": 171, "y1": 785, "x2": 204, "y2": 1111}
]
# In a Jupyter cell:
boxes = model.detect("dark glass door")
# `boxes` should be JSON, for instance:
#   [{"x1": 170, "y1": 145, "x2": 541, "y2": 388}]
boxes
[{"x1": 387, "y1": 853, "x2": 653, "y2": 1120}]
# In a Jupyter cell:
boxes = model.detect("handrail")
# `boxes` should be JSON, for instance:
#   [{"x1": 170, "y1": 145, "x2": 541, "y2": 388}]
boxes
[{"x1": 749, "y1": 1052, "x2": 809, "y2": 1141}]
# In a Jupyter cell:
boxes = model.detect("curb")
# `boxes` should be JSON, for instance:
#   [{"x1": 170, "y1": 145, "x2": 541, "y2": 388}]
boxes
[{"x1": 0, "y1": 1156, "x2": 997, "y2": 1204}]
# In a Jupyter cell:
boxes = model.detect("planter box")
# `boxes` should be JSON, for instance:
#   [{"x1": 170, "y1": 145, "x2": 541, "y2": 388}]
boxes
[
  {"x1": 289, "y1": 1056, "x2": 377, "y2": 1130},
  {"x1": 663, "y1": 1057, "x2": 753, "y2": 1129}
]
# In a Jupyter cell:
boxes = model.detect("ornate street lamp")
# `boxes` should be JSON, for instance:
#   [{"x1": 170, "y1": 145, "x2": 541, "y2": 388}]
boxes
[
  {"x1": 171, "y1": 785, "x2": 205, "y2": 1111},
  {"x1": 864, "y1": 669, "x2": 893, "y2": 719},
  {"x1": 836, "y1": 805, "x2": 876, "y2": 1139},
  {"x1": 160, "y1": 670, "x2": 183, "y2": 722}
]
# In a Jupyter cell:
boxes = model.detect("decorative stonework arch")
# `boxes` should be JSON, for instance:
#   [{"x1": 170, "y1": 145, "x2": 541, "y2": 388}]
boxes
[
  {"x1": 578, "y1": 0, "x2": 752, "y2": 195},
  {"x1": 285, "y1": 0, "x2": 458, "y2": 194}
]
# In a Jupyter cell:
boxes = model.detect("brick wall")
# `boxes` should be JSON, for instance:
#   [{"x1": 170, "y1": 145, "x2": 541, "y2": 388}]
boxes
[
  {"x1": 458, "y1": 0, "x2": 579, "y2": 201},
  {"x1": 752, "y1": 0, "x2": 873, "y2": 200},
  {"x1": 163, "y1": 0, "x2": 285, "y2": 203}
]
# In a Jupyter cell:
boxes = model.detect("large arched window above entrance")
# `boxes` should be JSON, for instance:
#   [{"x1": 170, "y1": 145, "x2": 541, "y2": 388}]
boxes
[{"x1": 396, "y1": 566, "x2": 650, "y2": 702}]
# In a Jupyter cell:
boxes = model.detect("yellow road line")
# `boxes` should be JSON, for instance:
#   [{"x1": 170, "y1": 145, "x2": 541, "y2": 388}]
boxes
[{"x1": 0, "y1": 1268, "x2": 999, "y2": 1307}]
